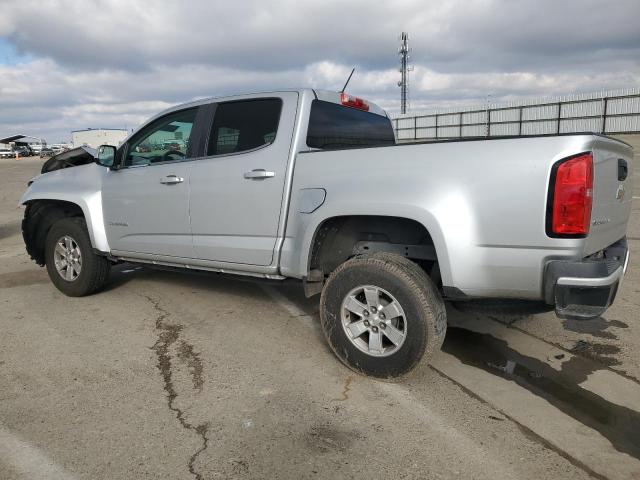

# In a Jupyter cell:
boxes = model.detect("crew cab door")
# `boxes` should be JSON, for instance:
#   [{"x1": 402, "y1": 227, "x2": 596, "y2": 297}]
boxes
[
  {"x1": 102, "y1": 107, "x2": 202, "y2": 259},
  {"x1": 189, "y1": 93, "x2": 298, "y2": 266}
]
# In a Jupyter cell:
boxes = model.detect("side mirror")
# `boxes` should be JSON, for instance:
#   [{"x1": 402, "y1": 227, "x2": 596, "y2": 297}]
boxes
[{"x1": 96, "y1": 145, "x2": 116, "y2": 168}]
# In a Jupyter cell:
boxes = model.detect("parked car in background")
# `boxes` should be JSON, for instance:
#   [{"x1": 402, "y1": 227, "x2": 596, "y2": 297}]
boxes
[
  {"x1": 51, "y1": 145, "x2": 69, "y2": 154},
  {"x1": 13, "y1": 146, "x2": 31, "y2": 157},
  {"x1": 0, "y1": 148, "x2": 15, "y2": 158},
  {"x1": 30, "y1": 144, "x2": 45, "y2": 155},
  {"x1": 39, "y1": 147, "x2": 55, "y2": 158}
]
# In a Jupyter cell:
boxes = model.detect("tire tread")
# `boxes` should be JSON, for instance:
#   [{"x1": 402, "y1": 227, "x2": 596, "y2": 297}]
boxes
[
  {"x1": 45, "y1": 217, "x2": 110, "y2": 296},
  {"x1": 320, "y1": 252, "x2": 446, "y2": 378}
]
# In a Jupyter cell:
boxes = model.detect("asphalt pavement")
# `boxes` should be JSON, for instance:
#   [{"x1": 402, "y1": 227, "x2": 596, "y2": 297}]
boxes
[{"x1": 1, "y1": 155, "x2": 639, "y2": 480}]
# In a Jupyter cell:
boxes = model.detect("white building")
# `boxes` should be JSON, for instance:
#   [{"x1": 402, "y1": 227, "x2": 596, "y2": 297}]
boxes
[{"x1": 71, "y1": 128, "x2": 128, "y2": 149}]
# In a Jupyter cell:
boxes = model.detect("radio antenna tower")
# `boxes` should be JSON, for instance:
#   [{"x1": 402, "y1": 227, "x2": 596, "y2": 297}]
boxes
[{"x1": 397, "y1": 32, "x2": 412, "y2": 114}]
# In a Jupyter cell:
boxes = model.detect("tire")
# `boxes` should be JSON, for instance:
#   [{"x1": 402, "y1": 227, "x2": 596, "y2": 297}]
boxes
[
  {"x1": 320, "y1": 252, "x2": 446, "y2": 378},
  {"x1": 44, "y1": 217, "x2": 111, "y2": 297}
]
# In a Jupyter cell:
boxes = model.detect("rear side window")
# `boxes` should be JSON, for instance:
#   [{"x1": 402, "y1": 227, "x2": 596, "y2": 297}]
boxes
[
  {"x1": 306, "y1": 100, "x2": 395, "y2": 150},
  {"x1": 207, "y1": 99, "x2": 282, "y2": 156}
]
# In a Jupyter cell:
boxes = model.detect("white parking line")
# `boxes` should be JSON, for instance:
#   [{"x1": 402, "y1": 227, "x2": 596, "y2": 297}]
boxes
[
  {"x1": 259, "y1": 285, "x2": 316, "y2": 329},
  {"x1": 376, "y1": 382, "x2": 520, "y2": 478},
  {"x1": 431, "y1": 352, "x2": 640, "y2": 480},
  {"x1": 0, "y1": 426, "x2": 77, "y2": 480}
]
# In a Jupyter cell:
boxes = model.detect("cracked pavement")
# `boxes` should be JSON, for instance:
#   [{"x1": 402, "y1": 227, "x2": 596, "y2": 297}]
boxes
[
  {"x1": 144, "y1": 293, "x2": 209, "y2": 480},
  {"x1": 1, "y1": 153, "x2": 639, "y2": 479}
]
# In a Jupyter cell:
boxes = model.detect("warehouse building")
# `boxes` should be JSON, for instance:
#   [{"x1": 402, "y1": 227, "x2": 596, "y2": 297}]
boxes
[{"x1": 71, "y1": 128, "x2": 128, "y2": 149}]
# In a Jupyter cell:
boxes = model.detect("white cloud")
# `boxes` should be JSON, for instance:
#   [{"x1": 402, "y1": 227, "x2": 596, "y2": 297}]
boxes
[{"x1": 0, "y1": 0, "x2": 639, "y2": 142}]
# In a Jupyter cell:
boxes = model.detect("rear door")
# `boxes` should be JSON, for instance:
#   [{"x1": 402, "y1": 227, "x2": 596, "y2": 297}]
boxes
[
  {"x1": 189, "y1": 93, "x2": 298, "y2": 266},
  {"x1": 102, "y1": 107, "x2": 202, "y2": 259}
]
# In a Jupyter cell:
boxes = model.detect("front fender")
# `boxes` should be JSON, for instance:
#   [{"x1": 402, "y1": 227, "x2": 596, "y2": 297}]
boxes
[{"x1": 20, "y1": 164, "x2": 110, "y2": 252}]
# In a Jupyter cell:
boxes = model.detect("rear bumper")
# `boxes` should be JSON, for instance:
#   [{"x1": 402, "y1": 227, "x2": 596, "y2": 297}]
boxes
[{"x1": 544, "y1": 238, "x2": 629, "y2": 320}]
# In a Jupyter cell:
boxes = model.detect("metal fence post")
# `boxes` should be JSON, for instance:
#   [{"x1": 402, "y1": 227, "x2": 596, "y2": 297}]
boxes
[
  {"x1": 414, "y1": 116, "x2": 417, "y2": 140},
  {"x1": 486, "y1": 109, "x2": 491, "y2": 137},
  {"x1": 602, "y1": 97, "x2": 608, "y2": 134},
  {"x1": 518, "y1": 106, "x2": 523, "y2": 136},
  {"x1": 557, "y1": 102, "x2": 562, "y2": 134},
  {"x1": 459, "y1": 112, "x2": 463, "y2": 138}
]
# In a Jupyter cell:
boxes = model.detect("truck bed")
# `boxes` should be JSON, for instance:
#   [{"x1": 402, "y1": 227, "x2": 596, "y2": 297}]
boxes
[{"x1": 282, "y1": 133, "x2": 633, "y2": 299}]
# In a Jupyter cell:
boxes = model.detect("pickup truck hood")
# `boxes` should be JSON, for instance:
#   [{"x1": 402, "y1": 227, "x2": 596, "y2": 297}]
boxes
[{"x1": 41, "y1": 146, "x2": 96, "y2": 174}]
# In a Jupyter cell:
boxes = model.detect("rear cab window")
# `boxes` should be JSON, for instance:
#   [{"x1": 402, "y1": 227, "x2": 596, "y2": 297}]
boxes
[{"x1": 306, "y1": 100, "x2": 396, "y2": 150}]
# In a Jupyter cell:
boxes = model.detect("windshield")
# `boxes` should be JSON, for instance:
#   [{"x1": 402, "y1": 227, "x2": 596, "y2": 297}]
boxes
[{"x1": 306, "y1": 100, "x2": 395, "y2": 150}]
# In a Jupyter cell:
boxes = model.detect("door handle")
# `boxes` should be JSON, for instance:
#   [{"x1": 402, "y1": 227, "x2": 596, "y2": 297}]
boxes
[
  {"x1": 244, "y1": 169, "x2": 275, "y2": 180},
  {"x1": 160, "y1": 175, "x2": 184, "y2": 184}
]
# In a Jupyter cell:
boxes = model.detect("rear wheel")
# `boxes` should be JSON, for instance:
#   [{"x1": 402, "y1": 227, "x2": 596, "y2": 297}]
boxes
[
  {"x1": 44, "y1": 217, "x2": 111, "y2": 297},
  {"x1": 320, "y1": 253, "x2": 446, "y2": 378}
]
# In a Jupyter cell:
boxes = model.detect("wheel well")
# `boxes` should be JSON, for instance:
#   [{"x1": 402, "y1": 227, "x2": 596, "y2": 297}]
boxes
[
  {"x1": 308, "y1": 215, "x2": 440, "y2": 285},
  {"x1": 23, "y1": 200, "x2": 85, "y2": 266}
]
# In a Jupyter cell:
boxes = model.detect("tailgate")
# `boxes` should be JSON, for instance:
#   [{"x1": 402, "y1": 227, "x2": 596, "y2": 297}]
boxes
[{"x1": 583, "y1": 136, "x2": 634, "y2": 255}]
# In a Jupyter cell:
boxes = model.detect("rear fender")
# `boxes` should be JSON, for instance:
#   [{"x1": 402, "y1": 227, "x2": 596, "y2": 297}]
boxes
[{"x1": 283, "y1": 204, "x2": 452, "y2": 286}]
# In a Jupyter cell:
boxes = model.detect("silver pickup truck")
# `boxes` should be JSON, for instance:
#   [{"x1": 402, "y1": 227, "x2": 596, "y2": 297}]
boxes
[{"x1": 20, "y1": 89, "x2": 633, "y2": 377}]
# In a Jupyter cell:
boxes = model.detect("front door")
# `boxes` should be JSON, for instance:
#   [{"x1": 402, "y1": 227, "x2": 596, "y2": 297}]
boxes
[
  {"x1": 102, "y1": 107, "x2": 199, "y2": 259},
  {"x1": 189, "y1": 93, "x2": 298, "y2": 266}
]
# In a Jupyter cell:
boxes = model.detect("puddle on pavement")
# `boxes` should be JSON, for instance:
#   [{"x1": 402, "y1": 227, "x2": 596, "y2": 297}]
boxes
[
  {"x1": 569, "y1": 339, "x2": 622, "y2": 367},
  {"x1": 443, "y1": 327, "x2": 640, "y2": 459},
  {"x1": 305, "y1": 424, "x2": 363, "y2": 453},
  {"x1": 562, "y1": 317, "x2": 629, "y2": 341}
]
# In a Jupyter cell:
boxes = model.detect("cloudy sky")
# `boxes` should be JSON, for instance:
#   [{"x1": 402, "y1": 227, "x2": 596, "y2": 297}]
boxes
[{"x1": 1, "y1": 0, "x2": 639, "y2": 143}]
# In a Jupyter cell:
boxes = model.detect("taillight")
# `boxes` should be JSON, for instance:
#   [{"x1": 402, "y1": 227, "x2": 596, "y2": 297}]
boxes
[
  {"x1": 548, "y1": 152, "x2": 593, "y2": 236},
  {"x1": 340, "y1": 93, "x2": 369, "y2": 111}
]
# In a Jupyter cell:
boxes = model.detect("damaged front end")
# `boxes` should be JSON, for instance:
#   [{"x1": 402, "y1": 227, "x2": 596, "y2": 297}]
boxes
[{"x1": 40, "y1": 146, "x2": 96, "y2": 174}]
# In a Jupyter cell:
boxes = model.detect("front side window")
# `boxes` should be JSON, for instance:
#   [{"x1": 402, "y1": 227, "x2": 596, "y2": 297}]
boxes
[
  {"x1": 306, "y1": 100, "x2": 395, "y2": 150},
  {"x1": 207, "y1": 99, "x2": 282, "y2": 156},
  {"x1": 125, "y1": 108, "x2": 197, "y2": 166}
]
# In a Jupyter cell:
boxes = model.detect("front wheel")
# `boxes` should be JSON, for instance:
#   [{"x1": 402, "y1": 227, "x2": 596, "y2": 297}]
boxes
[
  {"x1": 44, "y1": 217, "x2": 111, "y2": 297},
  {"x1": 319, "y1": 253, "x2": 446, "y2": 378}
]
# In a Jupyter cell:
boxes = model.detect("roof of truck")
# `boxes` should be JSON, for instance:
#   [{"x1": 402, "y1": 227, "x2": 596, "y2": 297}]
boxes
[{"x1": 158, "y1": 88, "x2": 387, "y2": 118}]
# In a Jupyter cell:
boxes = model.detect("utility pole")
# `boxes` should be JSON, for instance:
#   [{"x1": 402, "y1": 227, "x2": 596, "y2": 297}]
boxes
[{"x1": 397, "y1": 32, "x2": 411, "y2": 114}]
